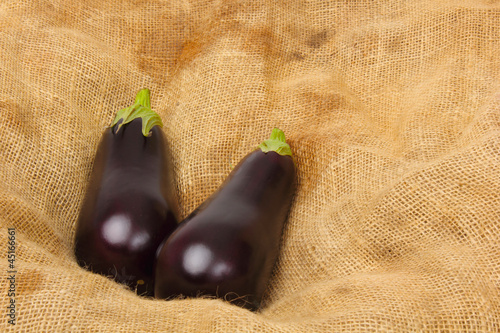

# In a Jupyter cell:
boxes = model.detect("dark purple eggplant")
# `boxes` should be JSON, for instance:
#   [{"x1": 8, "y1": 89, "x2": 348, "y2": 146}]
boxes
[
  {"x1": 154, "y1": 128, "x2": 295, "y2": 310},
  {"x1": 74, "y1": 89, "x2": 179, "y2": 296}
]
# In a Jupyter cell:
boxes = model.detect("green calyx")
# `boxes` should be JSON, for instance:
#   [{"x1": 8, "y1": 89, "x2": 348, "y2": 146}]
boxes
[
  {"x1": 257, "y1": 128, "x2": 293, "y2": 157},
  {"x1": 110, "y1": 88, "x2": 163, "y2": 137}
]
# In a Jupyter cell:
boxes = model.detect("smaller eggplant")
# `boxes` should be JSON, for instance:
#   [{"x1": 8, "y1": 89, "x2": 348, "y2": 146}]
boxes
[
  {"x1": 74, "y1": 89, "x2": 179, "y2": 296},
  {"x1": 154, "y1": 128, "x2": 296, "y2": 310}
]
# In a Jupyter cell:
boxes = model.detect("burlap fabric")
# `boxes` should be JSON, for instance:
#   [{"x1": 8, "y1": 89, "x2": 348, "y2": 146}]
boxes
[{"x1": 1, "y1": 0, "x2": 500, "y2": 332}]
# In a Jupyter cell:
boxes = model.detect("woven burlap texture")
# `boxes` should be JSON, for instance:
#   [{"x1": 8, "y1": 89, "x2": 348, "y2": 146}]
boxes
[{"x1": 1, "y1": 0, "x2": 500, "y2": 332}]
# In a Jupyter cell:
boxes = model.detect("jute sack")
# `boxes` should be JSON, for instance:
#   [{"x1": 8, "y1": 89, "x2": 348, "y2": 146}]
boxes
[{"x1": 1, "y1": 0, "x2": 500, "y2": 332}]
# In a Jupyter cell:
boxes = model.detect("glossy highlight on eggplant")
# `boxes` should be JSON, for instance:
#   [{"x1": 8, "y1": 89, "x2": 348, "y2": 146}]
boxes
[
  {"x1": 154, "y1": 128, "x2": 295, "y2": 310},
  {"x1": 74, "y1": 89, "x2": 179, "y2": 296}
]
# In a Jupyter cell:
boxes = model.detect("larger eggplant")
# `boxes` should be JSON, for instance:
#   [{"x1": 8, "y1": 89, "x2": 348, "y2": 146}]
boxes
[
  {"x1": 154, "y1": 128, "x2": 295, "y2": 310},
  {"x1": 74, "y1": 89, "x2": 179, "y2": 296}
]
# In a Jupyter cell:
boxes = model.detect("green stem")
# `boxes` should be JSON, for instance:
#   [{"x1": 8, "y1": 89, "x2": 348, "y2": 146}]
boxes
[
  {"x1": 134, "y1": 88, "x2": 151, "y2": 108},
  {"x1": 257, "y1": 128, "x2": 292, "y2": 157},
  {"x1": 110, "y1": 88, "x2": 163, "y2": 137}
]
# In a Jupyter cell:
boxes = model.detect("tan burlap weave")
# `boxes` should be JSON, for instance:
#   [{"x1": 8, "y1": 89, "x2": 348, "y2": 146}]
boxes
[{"x1": 1, "y1": 0, "x2": 500, "y2": 331}]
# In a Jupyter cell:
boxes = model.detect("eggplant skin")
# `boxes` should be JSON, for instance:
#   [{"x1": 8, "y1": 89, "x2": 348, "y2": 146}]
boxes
[
  {"x1": 74, "y1": 118, "x2": 179, "y2": 296},
  {"x1": 154, "y1": 149, "x2": 295, "y2": 310}
]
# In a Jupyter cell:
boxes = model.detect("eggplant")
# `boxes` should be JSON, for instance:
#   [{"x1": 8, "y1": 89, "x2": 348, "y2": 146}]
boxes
[
  {"x1": 74, "y1": 89, "x2": 179, "y2": 296},
  {"x1": 154, "y1": 128, "x2": 295, "y2": 310}
]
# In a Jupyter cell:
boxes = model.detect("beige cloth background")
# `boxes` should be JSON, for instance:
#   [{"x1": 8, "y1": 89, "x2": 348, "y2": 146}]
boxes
[{"x1": 1, "y1": 0, "x2": 500, "y2": 332}]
